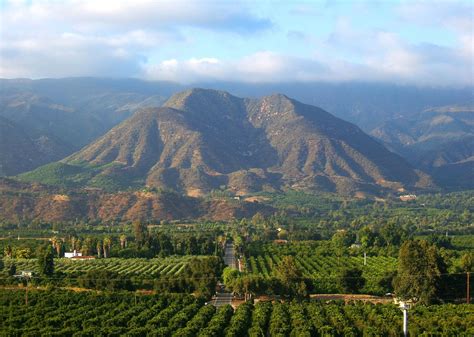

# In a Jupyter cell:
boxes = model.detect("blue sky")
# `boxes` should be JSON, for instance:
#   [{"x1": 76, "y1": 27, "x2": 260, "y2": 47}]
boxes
[{"x1": 0, "y1": 0, "x2": 472, "y2": 86}]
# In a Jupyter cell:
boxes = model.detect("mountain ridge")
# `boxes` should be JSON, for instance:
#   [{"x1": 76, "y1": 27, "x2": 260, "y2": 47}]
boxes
[{"x1": 19, "y1": 89, "x2": 433, "y2": 196}]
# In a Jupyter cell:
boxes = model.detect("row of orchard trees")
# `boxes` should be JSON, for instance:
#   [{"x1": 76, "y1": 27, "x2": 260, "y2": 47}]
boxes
[
  {"x1": 227, "y1": 239, "x2": 473, "y2": 304},
  {"x1": 2, "y1": 288, "x2": 472, "y2": 336}
]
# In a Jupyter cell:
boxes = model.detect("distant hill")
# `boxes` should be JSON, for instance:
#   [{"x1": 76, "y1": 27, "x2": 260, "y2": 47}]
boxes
[
  {"x1": 371, "y1": 106, "x2": 474, "y2": 189},
  {"x1": 0, "y1": 178, "x2": 274, "y2": 223},
  {"x1": 19, "y1": 89, "x2": 432, "y2": 196},
  {"x1": 0, "y1": 116, "x2": 69, "y2": 176},
  {"x1": 0, "y1": 79, "x2": 172, "y2": 175}
]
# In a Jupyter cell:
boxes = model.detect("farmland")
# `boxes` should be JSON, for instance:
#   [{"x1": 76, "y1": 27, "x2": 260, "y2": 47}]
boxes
[
  {"x1": 3, "y1": 256, "x2": 204, "y2": 277},
  {"x1": 245, "y1": 249, "x2": 396, "y2": 279},
  {"x1": 1, "y1": 289, "x2": 472, "y2": 336}
]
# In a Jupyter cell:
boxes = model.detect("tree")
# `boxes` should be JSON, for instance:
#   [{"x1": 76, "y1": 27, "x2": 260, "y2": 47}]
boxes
[
  {"x1": 8, "y1": 263, "x2": 16, "y2": 276},
  {"x1": 277, "y1": 229, "x2": 288, "y2": 240},
  {"x1": 103, "y1": 237, "x2": 112, "y2": 258},
  {"x1": 119, "y1": 234, "x2": 127, "y2": 249},
  {"x1": 251, "y1": 212, "x2": 265, "y2": 227},
  {"x1": 70, "y1": 237, "x2": 77, "y2": 251},
  {"x1": 156, "y1": 232, "x2": 173, "y2": 255},
  {"x1": 222, "y1": 267, "x2": 240, "y2": 287},
  {"x1": 274, "y1": 255, "x2": 307, "y2": 298},
  {"x1": 96, "y1": 241, "x2": 102, "y2": 258},
  {"x1": 4, "y1": 245, "x2": 12, "y2": 258},
  {"x1": 15, "y1": 248, "x2": 32, "y2": 259},
  {"x1": 338, "y1": 268, "x2": 366, "y2": 293},
  {"x1": 393, "y1": 240, "x2": 445, "y2": 304},
  {"x1": 50, "y1": 236, "x2": 63, "y2": 257},
  {"x1": 37, "y1": 245, "x2": 54, "y2": 276},
  {"x1": 358, "y1": 226, "x2": 376, "y2": 248},
  {"x1": 332, "y1": 230, "x2": 355, "y2": 255},
  {"x1": 461, "y1": 252, "x2": 473, "y2": 272},
  {"x1": 81, "y1": 237, "x2": 94, "y2": 256},
  {"x1": 378, "y1": 270, "x2": 397, "y2": 294},
  {"x1": 133, "y1": 221, "x2": 148, "y2": 247}
]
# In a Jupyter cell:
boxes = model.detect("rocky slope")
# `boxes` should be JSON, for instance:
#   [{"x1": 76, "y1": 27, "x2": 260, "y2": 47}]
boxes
[
  {"x1": 20, "y1": 89, "x2": 432, "y2": 196},
  {"x1": 0, "y1": 178, "x2": 273, "y2": 223}
]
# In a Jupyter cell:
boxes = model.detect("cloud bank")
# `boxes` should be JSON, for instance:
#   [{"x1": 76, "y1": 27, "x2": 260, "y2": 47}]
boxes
[{"x1": 0, "y1": 0, "x2": 472, "y2": 86}]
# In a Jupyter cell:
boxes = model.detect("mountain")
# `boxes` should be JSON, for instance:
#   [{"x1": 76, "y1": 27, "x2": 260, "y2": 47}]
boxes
[
  {"x1": 205, "y1": 82, "x2": 473, "y2": 131},
  {"x1": 2, "y1": 78, "x2": 470, "y2": 176},
  {"x1": 0, "y1": 116, "x2": 69, "y2": 176},
  {"x1": 0, "y1": 79, "x2": 172, "y2": 175},
  {"x1": 19, "y1": 89, "x2": 432, "y2": 196},
  {"x1": 371, "y1": 106, "x2": 474, "y2": 189}
]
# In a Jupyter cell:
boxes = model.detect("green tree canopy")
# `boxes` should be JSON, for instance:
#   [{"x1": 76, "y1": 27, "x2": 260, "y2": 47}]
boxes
[
  {"x1": 37, "y1": 245, "x2": 54, "y2": 276},
  {"x1": 393, "y1": 240, "x2": 446, "y2": 304},
  {"x1": 274, "y1": 255, "x2": 307, "y2": 298},
  {"x1": 338, "y1": 268, "x2": 366, "y2": 293}
]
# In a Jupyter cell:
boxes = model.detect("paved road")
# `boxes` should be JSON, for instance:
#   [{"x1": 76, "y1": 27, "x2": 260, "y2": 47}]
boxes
[
  {"x1": 211, "y1": 292, "x2": 233, "y2": 307},
  {"x1": 224, "y1": 242, "x2": 236, "y2": 269},
  {"x1": 212, "y1": 242, "x2": 236, "y2": 308}
]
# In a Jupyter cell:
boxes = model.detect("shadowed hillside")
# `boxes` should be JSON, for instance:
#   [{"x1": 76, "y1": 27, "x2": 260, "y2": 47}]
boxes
[{"x1": 19, "y1": 89, "x2": 433, "y2": 196}]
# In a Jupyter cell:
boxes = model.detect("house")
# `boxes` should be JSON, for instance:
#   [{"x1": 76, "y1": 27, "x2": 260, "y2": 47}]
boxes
[{"x1": 64, "y1": 250, "x2": 82, "y2": 258}]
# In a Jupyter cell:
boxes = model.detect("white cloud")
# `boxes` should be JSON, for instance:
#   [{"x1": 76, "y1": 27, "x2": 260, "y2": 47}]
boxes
[
  {"x1": 0, "y1": 0, "x2": 270, "y2": 78},
  {"x1": 0, "y1": 0, "x2": 471, "y2": 86},
  {"x1": 143, "y1": 52, "x2": 330, "y2": 83},
  {"x1": 142, "y1": 20, "x2": 472, "y2": 87}
]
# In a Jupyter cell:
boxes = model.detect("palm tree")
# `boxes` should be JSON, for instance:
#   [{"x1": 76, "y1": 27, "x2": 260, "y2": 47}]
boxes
[
  {"x1": 70, "y1": 237, "x2": 77, "y2": 251},
  {"x1": 119, "y1": 234, "x2": 127, "y2": 249},
  {"x1": 50, "y1": 236, "x2": 58, "y2": 251},
  {"x1": 103, "y1": 237, "x2": 112, "y2": 258},
  {"x1": 50, "y1": 236, "x2": 62, "y2": 257},
  {"x1": 96, "y1": 241, "x2": 102, "y2": 258},
  {"x1": 55, "y1": 240, "x2": 63, "y2": 257},
  {"x1": 81, "y1": 237, "x2": 93, "y2": 256},
  {"x1": 4, "y1": 245, "x2": 12, "y2": 258}
]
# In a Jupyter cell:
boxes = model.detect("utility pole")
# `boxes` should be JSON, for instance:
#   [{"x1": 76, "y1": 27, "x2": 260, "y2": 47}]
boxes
[
  {"x1": 364, "y1": 252, "x2": 367, "y2": 266},
  {"x1": 14, "y1": 272, "x2": 32, "y2": 306}
]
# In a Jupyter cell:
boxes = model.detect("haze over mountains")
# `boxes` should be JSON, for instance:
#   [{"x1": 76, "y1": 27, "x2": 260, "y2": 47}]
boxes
[
  {"x1": 1, "y1": 78, "x2": 472, "y2": 193},
  {"x1": 375, "y1": 110, "x2": 473, "y2": 189}
]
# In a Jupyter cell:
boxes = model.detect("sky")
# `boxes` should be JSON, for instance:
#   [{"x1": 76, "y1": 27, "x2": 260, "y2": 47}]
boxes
[{"x1": 0, "y1": 0, "x2": 472, "y2": 86}]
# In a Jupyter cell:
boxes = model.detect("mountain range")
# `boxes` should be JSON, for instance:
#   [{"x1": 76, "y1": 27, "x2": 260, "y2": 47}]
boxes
[
  {"x1": 1, "y1": 78, "x2": 472, "y2": 192},
  {"x1": 371, "y1": 105, "x2": 473, "y2": 189},
  {"x1": 18, "y1": 88, "x2": 432, "y2": 196}
]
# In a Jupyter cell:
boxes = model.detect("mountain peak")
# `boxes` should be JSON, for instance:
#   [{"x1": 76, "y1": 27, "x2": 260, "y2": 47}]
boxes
[
  {"x1": 164, "y1": 88, "x2": 235, "y2": 110},
  {"x1": 20, "y1": 89, "x2": 433, "y2": 196}
]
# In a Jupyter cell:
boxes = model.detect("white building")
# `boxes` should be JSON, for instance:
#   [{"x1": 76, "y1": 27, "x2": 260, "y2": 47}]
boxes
[{"x1": 64, "y1": 250, "x2": 82, "y2": 258}]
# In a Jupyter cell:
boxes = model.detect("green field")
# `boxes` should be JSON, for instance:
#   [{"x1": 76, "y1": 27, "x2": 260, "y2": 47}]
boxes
[
  {"x1": 244, "y1": 242, "x2": 396, "y2": 289},
  {"x1": 1, "y1": 289, "x2": 472, "y2": 336},
  {"x1": 3, "y1": 256, "x2": 205, "y2": 277},
  {"x1": 245, "y1": 254, "x2": 396, "y2": 279}
]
